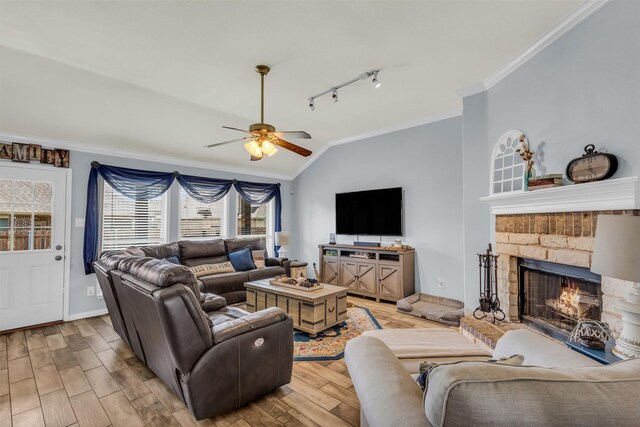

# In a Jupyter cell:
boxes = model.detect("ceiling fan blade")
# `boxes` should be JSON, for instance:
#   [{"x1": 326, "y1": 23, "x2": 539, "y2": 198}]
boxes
[
  {"x1": 275, "y1": 138, "x2": 312, "y2": 157},
  {"x1": 274, "y1": 130, "x2": 312, "y2": 139},
  {"x1": 250, "y1": 155, "x2": 263, "y2": 162},
  {"x1": 222, "y1": 126, "x2": 252, "y2": 133},
  {"x1": 204, "y1": 137, "x2": 250, "y2": 148}
]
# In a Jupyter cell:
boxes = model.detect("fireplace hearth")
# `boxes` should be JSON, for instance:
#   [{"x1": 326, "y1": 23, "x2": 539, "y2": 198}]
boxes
[{"x1": 519, "y1": 258, "x2": 602, "y2": 341}]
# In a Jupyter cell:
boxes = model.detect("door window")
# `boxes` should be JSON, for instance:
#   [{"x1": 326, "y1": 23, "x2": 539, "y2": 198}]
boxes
[{"x1": 0, "y1": 179, "x2": 53, "y2": 252}]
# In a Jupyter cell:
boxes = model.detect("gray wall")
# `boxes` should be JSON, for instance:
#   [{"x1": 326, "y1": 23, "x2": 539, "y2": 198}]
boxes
[
  {"x1": 461, "y1": 91, "x2": 490, "y2": 309},
  {"x1": 461, "y1": 0, "x2": 640, "y2": 309},
  {"x1": 291, "y1": 116, "x2": 465, "y2": 300},
  {"x1": 68, "y1": 151, "x2": 292, "y2": 316},
  {"x1": 485, "y1": 0, "x2": 640, "y2": 179}
]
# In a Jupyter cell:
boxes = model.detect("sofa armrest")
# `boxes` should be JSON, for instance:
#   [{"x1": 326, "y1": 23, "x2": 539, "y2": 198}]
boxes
[
  {"x1": 345, "y1": 336, "x2": 431, "y2": 427},
  {"x1": 211, "y1": 307, "x2": 290, "y2": 344},
  {"x1": 200, "y1": 292, "x2": 227, "y2": 312},
  {"x1": 266, "y1": 257, "x2": 291, "y2": 275},
  {"x1": 265, "y1": 257, "x2": 287, "y2": 267}
]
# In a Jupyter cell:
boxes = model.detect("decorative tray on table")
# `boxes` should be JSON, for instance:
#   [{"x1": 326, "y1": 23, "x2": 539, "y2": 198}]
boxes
[{"x1": 269, "y1": 275, "x2": 324, "y2": 292}]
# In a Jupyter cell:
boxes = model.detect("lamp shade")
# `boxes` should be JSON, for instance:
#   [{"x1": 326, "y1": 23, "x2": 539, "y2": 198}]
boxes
[
  {"x1": 591, "y1": 215, "x2": 640, "y2": 283},
  {"x1": 275, "y1": 231, "x2": 290, "y2": 246}
]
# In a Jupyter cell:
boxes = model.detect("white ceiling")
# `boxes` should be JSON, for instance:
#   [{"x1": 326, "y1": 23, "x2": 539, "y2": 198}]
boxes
[{"x1": 0, "y1": 0, "x2": 581, "y2": 178}]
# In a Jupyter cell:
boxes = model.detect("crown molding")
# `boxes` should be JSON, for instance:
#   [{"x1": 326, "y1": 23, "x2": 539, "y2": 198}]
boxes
[
  {"x1": 0, "y1": 132, "x2": 293, "y2": 181},
  {"x1": 291, "y1": 110, "x2": 462, "y2": 179},
  {"x1": 456, "y1": 0, "x2": 609, "y2": 99}
]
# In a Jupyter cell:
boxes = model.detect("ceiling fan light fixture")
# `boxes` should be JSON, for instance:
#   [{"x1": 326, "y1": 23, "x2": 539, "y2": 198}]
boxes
[
  {"x1": 209, "y1": 65, "x2": 312, "y2": 160},
  {"x1": 244, "y1": 140, "x2": 262, "y2": 158},
  {"x1": 262, "y1": 140, "x2": 278, "y2": 157}
]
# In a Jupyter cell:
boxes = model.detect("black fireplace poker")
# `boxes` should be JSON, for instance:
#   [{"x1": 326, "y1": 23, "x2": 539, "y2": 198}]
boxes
[{"x1": 474, "y1": 243, "x2": 506, "y2": 324}]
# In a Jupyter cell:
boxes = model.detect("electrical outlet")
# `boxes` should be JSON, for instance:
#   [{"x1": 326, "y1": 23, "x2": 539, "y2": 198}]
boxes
[
  {"x1": 438, "y1": 277, "x2": 445, "y2": 288},
  {"x1": 87, "y1": 286, "x2": 95, "y2": 297}
]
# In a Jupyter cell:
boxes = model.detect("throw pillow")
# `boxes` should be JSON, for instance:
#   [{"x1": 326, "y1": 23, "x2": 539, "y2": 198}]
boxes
[
  {"x1": 416, "y1": 354, "x2": 524, "y2": 391},
  {"x1": 228, "y1": 246, "x2": 256, "y2": 271},
  {"x1": 164, "y1": 255, "x2": 180, "y2": 265},
  {"x1": 252, "y1": 249, "x2": 266, "y2": 269},
  {"x1": 189, "y1": 261, "x2": 236, "y2": 278}
]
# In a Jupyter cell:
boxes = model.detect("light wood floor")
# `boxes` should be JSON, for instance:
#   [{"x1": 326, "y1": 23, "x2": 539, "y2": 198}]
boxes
[{"x1": 0, "y1": 297, "x2": 445, "y2": 427}]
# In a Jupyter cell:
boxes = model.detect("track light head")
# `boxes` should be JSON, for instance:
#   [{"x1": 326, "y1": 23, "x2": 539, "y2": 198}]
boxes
[
  {"x1": 372, "y1": 71, "x2": 381, "y2": 88},
  {"x1": 309, "y1": 98, "x2": 315, "y2": 111},
  {"x1": 332, "y1": 89, "x2": 338, "y2": 102}
]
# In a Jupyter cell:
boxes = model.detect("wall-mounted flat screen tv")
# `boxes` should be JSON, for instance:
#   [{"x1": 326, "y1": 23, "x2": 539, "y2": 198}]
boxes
[{"x1": 335, "y1": 187, "x2": 402, "y2": 236}]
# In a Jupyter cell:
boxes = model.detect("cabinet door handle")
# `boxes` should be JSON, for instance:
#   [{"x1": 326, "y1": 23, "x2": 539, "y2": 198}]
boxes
[{"x1": 328, "y1": 307, "x2": 335, "y2": 313}]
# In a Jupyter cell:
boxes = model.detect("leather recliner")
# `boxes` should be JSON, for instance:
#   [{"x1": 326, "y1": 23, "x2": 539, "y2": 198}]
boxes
[
  {"x1": 101, "y1": 257, "x2": 294, "y2": 419},
  {"x1": 94, "y1": 249, "x2": 227, "y2": 347}
]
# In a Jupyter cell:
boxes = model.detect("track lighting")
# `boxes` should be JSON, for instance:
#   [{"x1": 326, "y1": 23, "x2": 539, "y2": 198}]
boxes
[
  {"x1": 372, "y1": 71, "x2": 381, "y2": 88},
  {"x1": 307, "y1": 69, "x2": 380, "y2": 110}
]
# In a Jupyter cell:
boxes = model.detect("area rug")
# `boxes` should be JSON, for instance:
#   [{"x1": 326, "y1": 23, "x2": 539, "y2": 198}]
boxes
[{"x1": 293, "y1": 306, "x2": 382, "y2": 361}]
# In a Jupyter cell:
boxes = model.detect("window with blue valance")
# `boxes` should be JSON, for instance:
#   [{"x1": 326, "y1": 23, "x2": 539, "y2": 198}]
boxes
[{"x1": 83, "y1": 162, "x2": 282, "y2": 274}]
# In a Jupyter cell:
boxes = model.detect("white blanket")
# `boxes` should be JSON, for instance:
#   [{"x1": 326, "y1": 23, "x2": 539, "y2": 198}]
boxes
[{"x1": 363, "y1": 328, "x2": 491, "y2": 359}]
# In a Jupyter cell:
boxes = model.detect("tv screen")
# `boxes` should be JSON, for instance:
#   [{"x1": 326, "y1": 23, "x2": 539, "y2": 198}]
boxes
[{"x1": 335, "y1": 187, "x2": 402, "y2": 236}]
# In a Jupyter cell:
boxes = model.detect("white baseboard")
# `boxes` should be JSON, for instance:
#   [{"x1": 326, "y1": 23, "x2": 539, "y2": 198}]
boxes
[{"x1": 66, "y1": 308, "x2": 109, "y2": 321}]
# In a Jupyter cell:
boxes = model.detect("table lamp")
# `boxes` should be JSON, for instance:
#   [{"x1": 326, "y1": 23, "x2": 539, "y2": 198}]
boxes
[
  {"x1": 591, "y1": 215, "x2": 640, "y2": 359},
  {"x1": 275, "y1": 231, "x2": 290, "y2": 259}
]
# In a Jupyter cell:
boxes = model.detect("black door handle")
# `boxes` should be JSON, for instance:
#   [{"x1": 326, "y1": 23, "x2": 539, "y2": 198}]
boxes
[{"x1": 55, "y1": 255, "x2": 62, "y2": 261}]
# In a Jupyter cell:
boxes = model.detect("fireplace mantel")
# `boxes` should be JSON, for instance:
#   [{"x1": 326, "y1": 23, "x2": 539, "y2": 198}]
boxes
[{"x1": 480, "y1": 176, "x2": 640, "y2": 215}]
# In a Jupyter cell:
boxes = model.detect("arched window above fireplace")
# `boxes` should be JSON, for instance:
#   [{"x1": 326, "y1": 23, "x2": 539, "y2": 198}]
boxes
[{"x1": 491, "y1": 130, "x2": 526, "y2": 195}]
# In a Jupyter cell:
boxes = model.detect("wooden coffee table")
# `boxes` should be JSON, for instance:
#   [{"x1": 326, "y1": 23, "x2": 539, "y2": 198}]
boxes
[{"x1": 245, "y1": 279, "x2": 348, "y2": 337}]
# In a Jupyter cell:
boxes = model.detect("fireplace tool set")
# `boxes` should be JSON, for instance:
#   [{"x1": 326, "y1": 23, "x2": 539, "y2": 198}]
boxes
[{"x1": 474, "y1": 244, "x2": 506, "y2": 324}]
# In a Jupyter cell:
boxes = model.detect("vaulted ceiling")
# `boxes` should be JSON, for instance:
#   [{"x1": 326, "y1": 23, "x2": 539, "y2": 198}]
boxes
[{"x1": 0, "y1": 0, "x2": 581, "y2": 178}]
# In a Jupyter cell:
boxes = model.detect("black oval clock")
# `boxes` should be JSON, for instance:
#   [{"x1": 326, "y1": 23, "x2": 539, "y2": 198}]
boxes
[{"x1": 566, "y1": 144, "x2": 618, "y2": 183}]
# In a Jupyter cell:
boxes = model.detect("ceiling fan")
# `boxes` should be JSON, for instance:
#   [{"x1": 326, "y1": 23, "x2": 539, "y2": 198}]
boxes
[{"x1": 205, "y1": 65, "x2": 312, "y2": 161}]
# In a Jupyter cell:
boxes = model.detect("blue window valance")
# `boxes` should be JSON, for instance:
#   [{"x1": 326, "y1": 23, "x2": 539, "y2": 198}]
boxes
[
  {"x1": 83, "y1": 162, "x2": 282, "y2": 274},
  {"x1": 176, "y1": 174, "x2": 233, "y2": 204}
]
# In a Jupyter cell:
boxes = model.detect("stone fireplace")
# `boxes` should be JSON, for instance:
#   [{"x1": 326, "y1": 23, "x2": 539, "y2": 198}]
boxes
[{"x1": 495, "y1": 209, "x2": 640, "y2": 336}]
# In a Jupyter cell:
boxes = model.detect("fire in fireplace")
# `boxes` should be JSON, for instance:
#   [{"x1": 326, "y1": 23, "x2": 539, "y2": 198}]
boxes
[{"x1": 519, "y1": 258, "x2": 602, "y2": 340}]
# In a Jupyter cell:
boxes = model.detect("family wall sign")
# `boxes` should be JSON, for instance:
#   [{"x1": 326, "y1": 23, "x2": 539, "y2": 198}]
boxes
[{"x1": 0, "y1": 142, "x2": 70, "y2": 168}]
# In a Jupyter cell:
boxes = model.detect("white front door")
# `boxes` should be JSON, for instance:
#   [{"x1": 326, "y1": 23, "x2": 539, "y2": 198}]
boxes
[{"x1": 0, "y1": 165, "x2": 68, "y2": 331}]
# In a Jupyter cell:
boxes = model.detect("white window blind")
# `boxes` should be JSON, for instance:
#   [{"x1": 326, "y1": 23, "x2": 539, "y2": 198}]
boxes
[
  {"x1": 179, "y1": 188, "x2": 227, "y2": 240},
  {"x1": 236, "y1": 198, "x2": 273, "y2": 252},
  {"x1": 101, "y1": 182, "x2": 168, "y2": 251}
]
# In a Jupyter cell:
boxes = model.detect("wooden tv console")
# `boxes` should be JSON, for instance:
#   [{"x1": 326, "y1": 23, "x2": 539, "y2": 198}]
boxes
[{"x1": 318, "y1": 244, "x2": 415, "y2": 302}]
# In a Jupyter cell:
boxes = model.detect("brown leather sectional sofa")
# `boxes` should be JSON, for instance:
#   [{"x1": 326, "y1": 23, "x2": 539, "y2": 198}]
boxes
[
  {"x1": 116, "y1": 237, "x2": 290, "y2": 304},
  {"x1": 93, "y1": 237, "x2": 294, "y2": 419}
]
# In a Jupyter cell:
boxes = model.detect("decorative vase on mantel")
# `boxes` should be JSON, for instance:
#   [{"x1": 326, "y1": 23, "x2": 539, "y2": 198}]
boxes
[
  {"x1": 524, "y1": 167, "x2": 536, "y2": 192},
  {"x1": 516, "y1": 134, "x2": 535, "y2": 192}
]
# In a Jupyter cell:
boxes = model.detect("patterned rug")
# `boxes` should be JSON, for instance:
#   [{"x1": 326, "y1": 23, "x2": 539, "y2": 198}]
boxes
[{"x1": 293, "y1": 306, "x2": 382, "y2": 361}]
